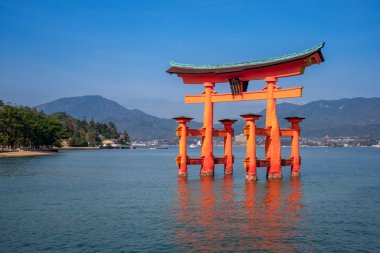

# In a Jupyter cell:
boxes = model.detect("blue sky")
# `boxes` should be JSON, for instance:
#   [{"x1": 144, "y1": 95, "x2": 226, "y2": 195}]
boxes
[{"x1": 0, "y1": 0, "x2": 379, "y2": 120}]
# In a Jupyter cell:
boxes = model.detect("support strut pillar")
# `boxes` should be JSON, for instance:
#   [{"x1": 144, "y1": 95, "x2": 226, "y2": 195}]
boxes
[
  {"x1": 173, "y1": 116, "x2": 193, "y2": 177},
  {"x1": 286, "y1": 117, "x2": 304, "y2": 177},
  {"x1": 219, "y1": 119, "x2": 237, "y2": 175},
  {"x1": 241, "y1": 114, "x2": 262, "y2": 181}
]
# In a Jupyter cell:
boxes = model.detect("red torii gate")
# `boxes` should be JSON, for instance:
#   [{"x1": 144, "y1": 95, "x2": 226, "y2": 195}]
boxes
[{"x1": 168, "y1": 43, "x2": 325, "y2": 179}]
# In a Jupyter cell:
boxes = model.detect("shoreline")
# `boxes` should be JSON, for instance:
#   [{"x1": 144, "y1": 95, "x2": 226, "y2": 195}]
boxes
[
  {"x1": 59, "y1": 146, "x2": 100, "y2": 150},
  {"x1": 0, "y1": 150, "x2": 58, "y2": 158}
]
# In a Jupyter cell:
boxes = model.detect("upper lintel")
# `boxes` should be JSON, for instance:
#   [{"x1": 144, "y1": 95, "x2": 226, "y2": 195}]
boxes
[{"x1": 167, "y1": 43, "x2": 325, "y2": 84}]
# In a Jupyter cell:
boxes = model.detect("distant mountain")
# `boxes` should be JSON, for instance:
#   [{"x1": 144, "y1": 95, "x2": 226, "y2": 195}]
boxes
[
  {"x1": 37, "y1": 96, "x2": 380, "y2": 140},
  {"x1": 233, "y1": 97, "x2": 380, "y2": 138},
  {"x1": 37, "y1": 95, "x2": 201, "y2": 141}
]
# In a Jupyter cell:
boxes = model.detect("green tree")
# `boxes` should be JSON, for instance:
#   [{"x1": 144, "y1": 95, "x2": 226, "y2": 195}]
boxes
[{"x1": 0, "y1": 105, "x2": 64, "y2": 149}]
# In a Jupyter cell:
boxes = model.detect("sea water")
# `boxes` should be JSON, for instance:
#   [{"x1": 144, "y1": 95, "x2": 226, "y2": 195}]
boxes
[{"x1": 0, "y1": 147, "x2": 379, "y2": 252}]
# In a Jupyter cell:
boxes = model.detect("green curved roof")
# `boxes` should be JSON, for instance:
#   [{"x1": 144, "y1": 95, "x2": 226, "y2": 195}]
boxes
[{"x1": 169, "y1": 42, "x2": 324, "y2": 70}]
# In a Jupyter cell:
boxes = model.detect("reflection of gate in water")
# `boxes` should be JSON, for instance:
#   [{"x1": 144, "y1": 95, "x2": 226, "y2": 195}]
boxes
[{"x1": 174, "y1": 177, "x2": 304, "y2": 252}]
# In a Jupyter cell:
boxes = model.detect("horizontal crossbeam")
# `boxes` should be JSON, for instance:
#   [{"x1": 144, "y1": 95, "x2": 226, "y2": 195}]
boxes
[
  {"x1": 176, "y1": 156, "x2": 226, "y2": 165},
  {"x1": 244, "y1": 158, "x2": 297, "y2": 167},
  {"x1": 254, "y1": 128, "x2": 294, "y2": 137},
  {"x1": 185, "y1": 87, "x2": 303, "y2": 104},
  {"x1": 176, "y1": 128, "x2": 227, "y2": 137},
  {"x1": 177, "y1": 157, "x2": 299, "y2": 167}
]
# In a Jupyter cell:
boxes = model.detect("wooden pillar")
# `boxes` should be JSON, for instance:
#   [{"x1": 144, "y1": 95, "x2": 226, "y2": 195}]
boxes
[
  {"x1": 264, "y1": 77, "x2": 282, "y2": 179},
  {"x1": 201, "y1": 82, "x2": 215, "y2": 177},
  {"x1": 219, "y1": 119, "x2": 237, "y2": 175},
  {"x1": 241, "y1": 114, "x2": 262, "y2": 181},
  {"x1": 285, "y1": 117, "x2": 304, "y2": 177},
  {"x1": 173, "y1": 116, "x2": 193, "y2": 177}
]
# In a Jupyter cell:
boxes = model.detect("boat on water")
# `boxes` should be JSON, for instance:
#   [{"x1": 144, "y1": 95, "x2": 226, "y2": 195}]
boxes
[{"x1": 189, "y1": 140, "x2": 201, "y2": 148}]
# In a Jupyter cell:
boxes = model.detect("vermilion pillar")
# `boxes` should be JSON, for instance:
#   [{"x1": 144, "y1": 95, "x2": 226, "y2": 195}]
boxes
[
  {"x1": 285, "y1": 117, "x2": 304, "y2": 177},
  {"x1": 264, "y1": 77, "x2": 282, "y2": 179},
  {"x1": 219, "y1": 119, "x2": 237, "y2": 175},
  {"x1": 241, "y1": 114, "x2": 262, "y2": 181},
  {"x1": 173, "y1": 116, "x2": 193, "y2": 177},
  {"x1": 201, "y1": 82, "x2": 215, "y2": 177}
]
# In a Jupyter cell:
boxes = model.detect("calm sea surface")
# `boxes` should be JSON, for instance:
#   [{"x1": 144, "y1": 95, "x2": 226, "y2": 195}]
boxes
[{"x1": 0, "y1": 147, "x2": 379, "y2": 252}]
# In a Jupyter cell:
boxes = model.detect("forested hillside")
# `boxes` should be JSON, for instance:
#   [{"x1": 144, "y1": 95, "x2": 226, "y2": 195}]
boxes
[
  {"x1": 0, "y1": 102, "x2": 63, "y2": 149},
  {"x1": 0, "y1": 101, "x2": 129, "y2": 149},
  {"x1": 52, "y1": 112, "x2": 130, "y2": 147}
]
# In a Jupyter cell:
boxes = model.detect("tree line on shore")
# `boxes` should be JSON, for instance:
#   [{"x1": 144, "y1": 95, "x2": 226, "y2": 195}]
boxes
[{"x1": 0, "y1": 101, "x2": 130, "y2": 150}]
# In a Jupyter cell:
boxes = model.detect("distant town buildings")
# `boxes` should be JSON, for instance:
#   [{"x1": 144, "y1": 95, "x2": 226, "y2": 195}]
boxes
[
  {"x1": 131, "y1": 135, "x2": 380, "y2": 148},
  {"x1": 300, "y1": 136, "x2": 379, "y2": 147}
]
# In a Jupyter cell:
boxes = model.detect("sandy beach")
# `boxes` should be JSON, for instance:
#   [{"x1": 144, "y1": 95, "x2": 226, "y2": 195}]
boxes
[{"x1": 0, "y1": 150, "x2": 58, "y2": 158}]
